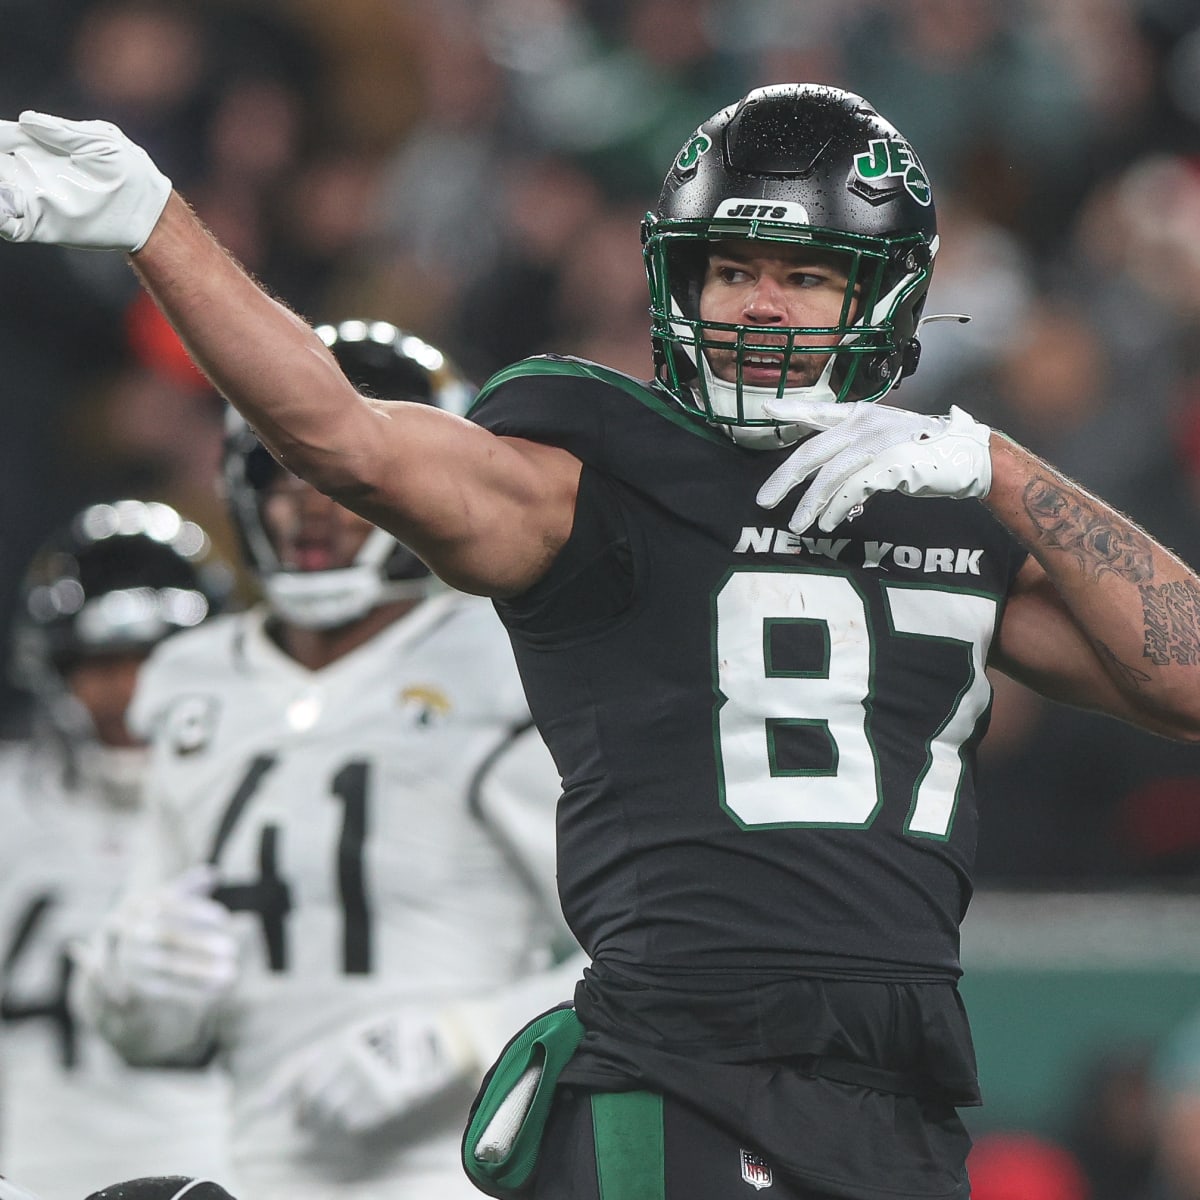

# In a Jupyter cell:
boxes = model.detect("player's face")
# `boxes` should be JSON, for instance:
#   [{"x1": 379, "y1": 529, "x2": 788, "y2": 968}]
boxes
[
  {"x1": 261, "y1": 472, "x2": 375, "y2": 572},
  {"x1": 699, "y1": 240, "x2": 857, "y2": 388},
  {"x1": 65, "y1": 651, "x2": 147, "y2": 748}
]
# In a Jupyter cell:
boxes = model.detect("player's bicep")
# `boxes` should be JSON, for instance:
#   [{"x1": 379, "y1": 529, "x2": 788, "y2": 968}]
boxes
[
  {"x1": 327, "y1": 403, "x2": 582, "y2": 598},
  {"x1": 991, "y1": 557, "x2": 1143, "y2": 722}
]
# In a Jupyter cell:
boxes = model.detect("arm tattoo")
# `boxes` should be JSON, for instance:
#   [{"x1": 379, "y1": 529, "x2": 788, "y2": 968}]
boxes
[
  {"x1": 1094, "y1": 639, "x2": 1152, "y2": 689},
  {"x1": 1023, "y1": 477, "x2": 1154, "y2": 582},
  {"x1": 1140, "y1": 580, "x2": 1200, "y2": 666}
]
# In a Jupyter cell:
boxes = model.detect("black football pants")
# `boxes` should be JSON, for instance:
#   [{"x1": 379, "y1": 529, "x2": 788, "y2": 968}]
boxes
[{"x1": 530, "y1": 1087, "x2": 849, "y2": 1200}]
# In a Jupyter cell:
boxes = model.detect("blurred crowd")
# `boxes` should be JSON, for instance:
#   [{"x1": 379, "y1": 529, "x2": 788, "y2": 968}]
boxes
[
  {"x1": 5, "y1": 2, "x2": 1200, "y2": 868},
  {"x1": 968, "y1": 1015, "x2": 1200, "y2": 1200}
]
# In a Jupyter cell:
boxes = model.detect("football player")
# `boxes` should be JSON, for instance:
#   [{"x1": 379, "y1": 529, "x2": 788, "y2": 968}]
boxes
[
  {"x1": 5, "y1": 84, "x2": 1200, "y2": 1198},
  {"x1": 0, "y1": 501, "x2": 233, "y2": 1200},
  {"x1": 70, "y1": 324, "x2": 582, "y2": 1200}
]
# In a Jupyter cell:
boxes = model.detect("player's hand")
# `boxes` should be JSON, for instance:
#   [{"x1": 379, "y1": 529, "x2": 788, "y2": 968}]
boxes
[
  {"x1": 288, "y1": 1008, "x2": 477, "y2": 1136},
  {"x1": 99, "y1": 865, "x2": 238, "y2": 1007},
  {"x1": 756, "y1": 398, "x2": 993, "y2": 534},
  {"x1": 0, "y1": 111, "x2": 171, "y2": 251}
]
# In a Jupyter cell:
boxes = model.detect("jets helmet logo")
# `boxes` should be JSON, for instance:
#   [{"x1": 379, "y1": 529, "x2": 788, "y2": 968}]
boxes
[
  {"x1": 675, "y1": 132, "x2": 712, "y2": 174},
  {"x1": 853, "y1": 138, "x2": 932, "y2": 206}
]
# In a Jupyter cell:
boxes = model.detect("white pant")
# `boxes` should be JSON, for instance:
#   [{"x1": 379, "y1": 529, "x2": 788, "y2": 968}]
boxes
[{"x1": 231, "y1": 1077, "x2": 481, "y2": 1200}]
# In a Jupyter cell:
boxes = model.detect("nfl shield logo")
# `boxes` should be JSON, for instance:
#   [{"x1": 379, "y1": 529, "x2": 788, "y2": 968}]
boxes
[{"x1": 740, "y1": 1149, "x2": 773, "y2": 1190}]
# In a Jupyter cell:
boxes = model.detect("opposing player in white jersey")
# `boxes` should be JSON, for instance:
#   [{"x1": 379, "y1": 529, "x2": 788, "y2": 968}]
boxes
[
  {"x1": 0, "y1": 500, "x2": 234, "y2": 1200},
  {"x1": 72, "y1": 323, "x2": 582, "y2": 1200}
]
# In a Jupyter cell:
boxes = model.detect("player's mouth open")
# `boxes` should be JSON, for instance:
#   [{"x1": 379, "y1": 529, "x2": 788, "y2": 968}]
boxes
[
  {"x1": 741, "y1": 351, "x2": 789, "y2": 383},
  {"x1": 712, "y1": 345, "x2": 813, "y2": 387},
  {"x1": 293, "y1": 543, "x2": 338, "y2": 571}
]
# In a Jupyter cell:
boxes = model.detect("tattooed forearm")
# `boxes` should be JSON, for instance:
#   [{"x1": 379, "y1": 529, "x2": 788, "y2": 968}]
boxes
[
  {"x1": 1140, "y1": 579, "x2": 1200, "y2": 666},
  {"x1": 1094, "y1": 639, "x2": 1153, "y2": 689},
  {"x1": 1023, "y1": 477, "x2": 1155, "y2": 582}
]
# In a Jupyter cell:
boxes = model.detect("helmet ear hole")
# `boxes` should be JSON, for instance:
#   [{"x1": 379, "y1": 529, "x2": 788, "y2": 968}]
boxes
[
  {"x1": 896, "y1": 243, "x2": 932, "y2": 274},
  {"x1": 901, "y1": 338, "x2": 922, "y2": 379},
  {"x1": 860, "y1": 353, "x2": 896, "y2": 393}
]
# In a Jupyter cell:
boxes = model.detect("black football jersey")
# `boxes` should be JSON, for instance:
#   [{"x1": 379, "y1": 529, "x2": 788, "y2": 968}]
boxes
[{"x1": 470, "y1": 357, "x2": 1028, "y2": 981}]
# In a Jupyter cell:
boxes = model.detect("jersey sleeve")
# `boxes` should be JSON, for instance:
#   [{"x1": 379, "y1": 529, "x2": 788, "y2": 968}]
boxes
[
  {"x1": 471, "y1": 359, "x2": 652, "y2": 638},
  {"x1": 468, "y1": 356, "x2": 612, "y2": 461}
]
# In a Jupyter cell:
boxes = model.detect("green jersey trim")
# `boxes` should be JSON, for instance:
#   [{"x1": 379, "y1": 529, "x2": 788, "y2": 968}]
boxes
[{"x1": 469, "y1": 356, "x2": 732, "y2": 447}]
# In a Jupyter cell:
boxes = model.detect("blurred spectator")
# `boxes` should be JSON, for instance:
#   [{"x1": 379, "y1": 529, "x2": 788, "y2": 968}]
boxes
[
  {"x1": 549, "y1": 201, "x2": 656, "y2": 379},
  {"x1": 366, "y1": 0, "x2": 514, "y2": 332},
  {"x1": 1137, "y1": 1011, "x2": 1200, "y2": 1199},
  {"x1": 838, "y1": 0, "x2": 1155, "y2": 246},
  {"x1": 1065, "y1": 1043, "x2": 1157, "y2": 1200},
  {"x1": 0, "y1": 0, "x2": 321, "y2": 729},
  {"x1": 969, "y1": 1131, "x2": 1090, "y2": 1200},
  {"x1": 705, "y1": 0, "x2": 860, "y2": 87},
  {"x1": 449, "y1": 154, "x2": 605, "y2": 380},
  {"x1": 898, "y1": 188, "x2": 1037, "y2": 411},
  {"x1": 47, "y1": 0, "x2": 211, "y2": 186},
  {"x1": 493, "y1": 0, "x2": 744, "y2": 199},
  {"x1": 968, "y1": 297, "x2": 1168, "y2": 516}
]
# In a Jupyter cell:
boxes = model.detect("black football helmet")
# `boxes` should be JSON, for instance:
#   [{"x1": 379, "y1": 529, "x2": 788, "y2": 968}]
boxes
[
  {"x1": 642, "y1": 83, "x2": 940, "y2": 447},
  {"x1": 18, "y1": 499, "x2": 227, "y2": 675},
  {"x1": 13, "y1": 500, "x2": 228, "y2": 800},
  {"x1": 223, "y1": 320, "x2": 475, "y2": 629}
]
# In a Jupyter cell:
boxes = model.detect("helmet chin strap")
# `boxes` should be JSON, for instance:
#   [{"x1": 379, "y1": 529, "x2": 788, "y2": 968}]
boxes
[
  {"x1": 262, "y1": 524, "x2": 430, "y2": 629},
  {"x1": 701, "y1": 353, "x2": 839, "y2": 449},
  {"x1": 264, "y1": 566, "x2": 428, "y2": 630}
]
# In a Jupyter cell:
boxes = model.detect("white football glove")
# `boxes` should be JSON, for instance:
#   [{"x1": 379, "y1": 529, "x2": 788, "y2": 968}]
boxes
[
  {"x1": 756, "y1": 398, "x2": 993, "y2": 534},
  {"x1": 97, "y1": 865, "x2": 239, "y2": 1007},
  {"x1": 0, "y1": 110, "x2": 171, "y2": 251},
  {"x1": 288, "y1": 1008, "x2": 477, "y2": 1136}
]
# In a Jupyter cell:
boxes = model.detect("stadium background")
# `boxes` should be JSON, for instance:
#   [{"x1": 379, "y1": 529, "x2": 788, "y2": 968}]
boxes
[{"x1": 3, "y1": 1, "x2": 1200, "y2": 1193}]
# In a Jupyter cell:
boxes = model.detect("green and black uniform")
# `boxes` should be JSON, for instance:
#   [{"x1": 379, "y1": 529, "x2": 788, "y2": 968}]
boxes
[{"x1": 469, "y1": 357, "x2": 1027, "y2": 1200}]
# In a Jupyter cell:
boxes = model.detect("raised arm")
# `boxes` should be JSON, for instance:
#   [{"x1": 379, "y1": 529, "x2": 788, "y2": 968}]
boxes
[
  {"x1": 984, "y1": 436, "x2": 1200, "y2": 739},
  {"x1": 0, "y1": 113, "x2": 579, "y2": 597},
  {"x1": 131, "y1": 195, "x2": 580, "y2": 596}
]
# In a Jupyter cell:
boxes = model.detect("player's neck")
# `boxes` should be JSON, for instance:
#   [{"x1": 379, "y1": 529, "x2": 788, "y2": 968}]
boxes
[{"x1": 271, "y1": 599, "x2": 421, "y2": 671}]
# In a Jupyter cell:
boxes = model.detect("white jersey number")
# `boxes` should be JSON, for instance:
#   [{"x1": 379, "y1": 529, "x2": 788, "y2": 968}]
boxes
[{"x1": 714, "y1": 570, "x2": 995, "y2": 838}]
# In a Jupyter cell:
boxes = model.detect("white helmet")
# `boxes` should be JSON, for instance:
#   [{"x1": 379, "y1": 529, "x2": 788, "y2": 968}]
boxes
[{"x1": 222, "y1": 320, "x2": 474, "y2": 629}]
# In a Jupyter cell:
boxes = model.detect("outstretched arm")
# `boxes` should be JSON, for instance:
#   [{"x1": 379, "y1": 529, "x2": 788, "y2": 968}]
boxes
[{"x1": 0, "y1": 113, "x2": 579, "y2": 597}]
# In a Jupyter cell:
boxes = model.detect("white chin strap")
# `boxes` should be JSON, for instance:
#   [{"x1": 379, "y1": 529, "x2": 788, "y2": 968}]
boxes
[
  {"x1": 264, "y1": 566, "x2": 428, "y2": 629},
  {"x1": 262, "y1": 525, "x2": 431, "y2": 630},
  {"x1": 699, "y1": 353, "x2": 838, "y2": 449}
]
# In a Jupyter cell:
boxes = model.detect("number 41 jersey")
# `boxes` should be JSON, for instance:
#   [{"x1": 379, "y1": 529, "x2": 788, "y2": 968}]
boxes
[
  {"x1": 471, "y1": 358, "x2": 1028, "y2": 981},
  {"x1": 127, "y1": 592, "x2": 565, "y2": 1097}
]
